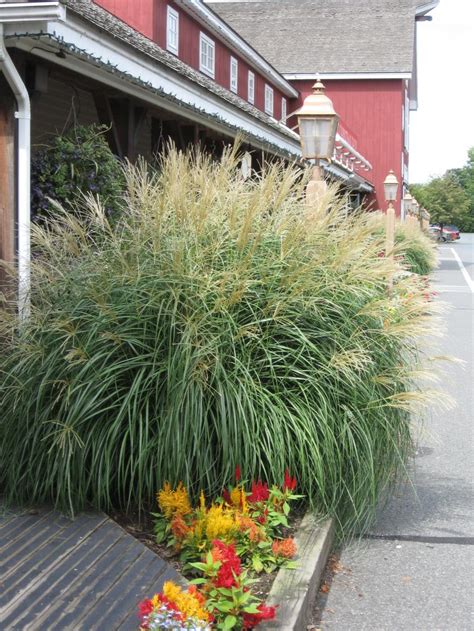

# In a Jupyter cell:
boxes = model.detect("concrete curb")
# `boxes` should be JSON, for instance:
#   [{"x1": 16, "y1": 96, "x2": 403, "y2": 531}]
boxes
[{"x1": 260, "y1": 514, "x2": 334, "y2": 631}]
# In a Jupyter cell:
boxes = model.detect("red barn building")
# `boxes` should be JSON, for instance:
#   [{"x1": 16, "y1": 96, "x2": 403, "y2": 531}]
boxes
[
  {"x1": 0, "y1": 0, "x2": 436, "y2": 299},
  {"x1": 207, "y1": 0, "x2": 439, "y2": 216}
]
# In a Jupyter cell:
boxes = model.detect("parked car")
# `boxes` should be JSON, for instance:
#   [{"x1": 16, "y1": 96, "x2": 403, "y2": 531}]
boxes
[
  {"x1": 428, "y1": 225, "x2": 456, "y2": 242},
  {"x1": 445, "y1": 224, "x2": 461, "y2": 240}
]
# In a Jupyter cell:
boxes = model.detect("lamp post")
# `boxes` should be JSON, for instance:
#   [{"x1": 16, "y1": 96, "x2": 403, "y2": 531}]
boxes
[
  {"x1": 383, "y1": 170, "x2": 399, "y2": 294},
  {"x1": 293, "y1": 79, "x2": 339, "y2": 204}
]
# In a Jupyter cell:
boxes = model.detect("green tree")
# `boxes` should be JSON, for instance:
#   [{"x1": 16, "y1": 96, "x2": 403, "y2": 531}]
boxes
[{"x1": 410, "y1": 147, "x2": 474, "y2": 232}]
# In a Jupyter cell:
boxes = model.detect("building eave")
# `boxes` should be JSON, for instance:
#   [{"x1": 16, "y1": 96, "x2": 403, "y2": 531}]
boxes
[
  {"x1": 284, "y1": 72, "x2": 412, "y2": 81},
  {"x1": 0, "y1": 1, "x2": 65, "y2": 23},
  {"x1": 415, "y1": 1, "x2": 440, "y2": 17}
]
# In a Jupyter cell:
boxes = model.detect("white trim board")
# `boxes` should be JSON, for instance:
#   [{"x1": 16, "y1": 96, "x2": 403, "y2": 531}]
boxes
[{"x1": 284, "y1": 72, "x2": 412, "y2": 81}]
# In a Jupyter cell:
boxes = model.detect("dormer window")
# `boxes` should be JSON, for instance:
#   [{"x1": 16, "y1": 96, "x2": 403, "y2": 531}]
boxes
[
  {"x1": 230, "y1": 57, "x2": 238, "y2": 93},
  {"x1": 200, "y1": 33, "x2": 215, "y2": 78},
  {"x1": 265, "y1": 85, "x2": 274, "y2": 116},
  {"x1": 166, "y1": 6, "x2": 179, "y2": 55}
]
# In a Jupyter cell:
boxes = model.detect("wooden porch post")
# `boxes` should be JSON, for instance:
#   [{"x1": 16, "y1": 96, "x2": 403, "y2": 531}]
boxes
[{"x1": 0, "y1": 75, "x2": 15, "y2": 292}]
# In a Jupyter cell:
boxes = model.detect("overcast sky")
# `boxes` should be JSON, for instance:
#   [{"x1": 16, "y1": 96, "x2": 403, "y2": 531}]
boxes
[{"x1": 410, "y1": 0, "x2": 474, "y2": 183}]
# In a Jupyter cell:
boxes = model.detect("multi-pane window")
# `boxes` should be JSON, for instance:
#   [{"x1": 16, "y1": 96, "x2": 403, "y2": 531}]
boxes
[
  {"x1": 166, "y1": 6, "x2": 179, "y2": 55},
  {"x1": 200, "y1": 32, "x2": 215, "y2": 78},
  {"x1": 230, "y1": 57, "x2": 238, "y2": 93},
  {"x1": 248, "y1": 71, "x2": 255, "y2": 104},
  {"x1": 281, "y1": 97, "x2": 287, "y2": 123},
  {"x1": 264, "y1": 84, "x2": 274, "y2": 116}
]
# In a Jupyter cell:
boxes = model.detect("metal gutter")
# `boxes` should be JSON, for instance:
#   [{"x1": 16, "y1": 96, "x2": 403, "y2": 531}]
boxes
[{"x1": 0, "y1": 2, "x2": 65, "y2": 318}]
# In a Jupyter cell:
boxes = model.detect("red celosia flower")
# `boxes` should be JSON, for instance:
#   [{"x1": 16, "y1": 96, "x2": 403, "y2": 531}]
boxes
[
  {"x1": 248, "y1": 480, "x2": 269, "y2": 503},
  {"x1": 211, "y1": 540, "x2": 242, "y2": 588},
  {"x1": 138, "y1": 598, "x2": 154, "y2": 618},
  {"x1": 235, "y1": 465, "x2": 241, "y2": 482},
  {"x1": 243, "y1": 603, "x2": 277, "y2": 628},
  {"x1": 222, "y1": 488, "x2": 232, "y2": 504},
  {"x1": 256, "y1": 508, "x2": 269, "y2": 525},
  {"x1": 283, "y1": 469, "x2": 297, "y2": 492},
  {"x1": 272, "y1": 537, "x2": 297, "y2": 558}
]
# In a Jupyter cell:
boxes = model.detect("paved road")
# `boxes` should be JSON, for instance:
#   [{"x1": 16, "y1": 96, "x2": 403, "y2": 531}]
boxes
[{"x1": 316, "y1": 235, "x2": 474, "y2": 630}]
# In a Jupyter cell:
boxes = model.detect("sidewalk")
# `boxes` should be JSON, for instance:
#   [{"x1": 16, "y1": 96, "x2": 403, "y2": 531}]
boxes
[
  {"x1": 0, "y1": 505, "x2": 182, "y2": 630},
  {"x1": 313, "y1": 236, "x2": 474, "y2": 630}
]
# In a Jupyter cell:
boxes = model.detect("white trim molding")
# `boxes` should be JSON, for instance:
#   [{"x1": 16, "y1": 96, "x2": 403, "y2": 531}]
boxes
[
  {"x1": 284, "y1": 72, "x2": 412, "y2": 81},
  {"x1": 0, "y1": 2, "x2": 65, "y2": 23},
  {"x1": 415, "y1": 1, "x2": 440, "y2": 17}
]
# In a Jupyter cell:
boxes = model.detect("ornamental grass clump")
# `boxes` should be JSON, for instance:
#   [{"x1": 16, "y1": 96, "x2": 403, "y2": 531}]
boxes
[
  {"x1": 395, "y1": 220, "x2": 437, "y2": 275},
  {"x1": 0, "y1": 145, "x2": 440, "y2": 534}
]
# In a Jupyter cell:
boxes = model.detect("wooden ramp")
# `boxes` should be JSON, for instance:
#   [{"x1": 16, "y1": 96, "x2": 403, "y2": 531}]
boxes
[{"x1": 0, "y1": 504, "x2": 182, "y2": 630}]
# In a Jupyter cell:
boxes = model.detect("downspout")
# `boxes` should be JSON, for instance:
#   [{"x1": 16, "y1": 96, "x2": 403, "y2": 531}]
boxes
[{"x1": 0, "y1": 23, "x2": 31, "y2": 319}]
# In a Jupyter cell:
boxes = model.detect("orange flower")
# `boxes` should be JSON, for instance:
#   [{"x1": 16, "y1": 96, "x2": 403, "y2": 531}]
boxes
[
  {"x1": 171, "y1": 513, "x2": 190, "y2": 541},
  {"x1": 238, "y1": 516, "x2": 266, "y2": 543},
  {"x1": 272, "y1": 537, "x2": 297, "y2": 559}
]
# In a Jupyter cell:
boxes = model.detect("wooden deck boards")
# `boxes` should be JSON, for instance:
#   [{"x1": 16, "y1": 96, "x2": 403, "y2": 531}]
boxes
[{"x1": 0, "y1": 505, "x2": 182, "y2": 630}]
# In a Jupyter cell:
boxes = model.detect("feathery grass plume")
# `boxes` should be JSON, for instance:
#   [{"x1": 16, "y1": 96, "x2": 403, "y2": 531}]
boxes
[
  {"x1": 394, "y1": 219, "x2": 438, "y2": 275},
  {"x1": 0, "y1": 144, "x2": 441, "y2": 535}
]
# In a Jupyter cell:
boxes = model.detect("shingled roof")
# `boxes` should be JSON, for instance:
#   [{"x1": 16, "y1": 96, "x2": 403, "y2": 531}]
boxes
[{"x1": 205, "y1": 0, "x2": 427, "y2": 75}]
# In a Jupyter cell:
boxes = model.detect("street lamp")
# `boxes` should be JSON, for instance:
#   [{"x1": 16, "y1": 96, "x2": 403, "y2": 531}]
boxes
[
  {"x1": 293, "y1": 79, "x2": 339, "y2": 204},
  {"x1": 403, "y1": 191, "x2": 414, "y2": 218},
  {"x1": 383, "y1": 170, "x2": 399, "y2": 206},
  {"x1": 383, "y1": 170, "x2": 398, "y2": 294},
  {"x1": 293, "y1": 79, "x2": 339, "y2": 163}
]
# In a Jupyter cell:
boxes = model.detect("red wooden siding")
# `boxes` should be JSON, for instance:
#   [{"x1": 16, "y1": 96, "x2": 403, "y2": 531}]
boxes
[
  {"x1": 94, "y1": 0, "x2": 154, "y2": 39},
  {"x1": 93, "y1": 1, "x2": 286, "y2": 122},
  {"x1": 292, "y1": 79, "x2": 406, "y2": 215}
]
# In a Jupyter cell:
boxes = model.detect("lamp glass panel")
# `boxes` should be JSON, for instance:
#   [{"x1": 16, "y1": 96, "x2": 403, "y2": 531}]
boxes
[
  {"x1": 384, "y1": 181, "x2": 398, "y2": 201},
  {"x1": 298, "y1": 116, "x2": 336, "y2": 159}
]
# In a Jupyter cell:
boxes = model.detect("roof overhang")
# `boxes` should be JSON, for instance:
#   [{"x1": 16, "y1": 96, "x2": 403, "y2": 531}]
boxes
[
  {"x1": 284, "y1": 72, "x2": 412, "y2": 81},
  {"x1": 177, "y1": 0, "x2": 298, "y2": 98},
  {"x1": 0, "y1": 1, "x2": 65, "y2": 23},
  {"x1": 323, "y1": 162, "x2": 373, "y2": 193},
  {"x1": 415, "y1": 1, "x2": 440, "y2": 17},
  {"x1": 3, "y1": 15, "x2": 301, "y2": 158}
]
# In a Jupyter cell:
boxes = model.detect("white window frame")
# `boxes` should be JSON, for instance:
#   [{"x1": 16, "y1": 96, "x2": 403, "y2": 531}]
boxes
[
  {"x1": 230, "y1": 56, "x2": 238, "y2": 93},
  {"x1": 264, "y1": 84, "x2": 274, "y2": 116},
  {"x1": 166, "y1": 6, "x2": 179, "y2": 55},
  {"x1": 199, "y1": 32, "x2": 215, "y2": 78},
  {"x1": 248, "y1": 71, "x2": 255, "y2": 104},
  {"x1": 281, "y1": 97, "x2": 287, "y2": 124}
]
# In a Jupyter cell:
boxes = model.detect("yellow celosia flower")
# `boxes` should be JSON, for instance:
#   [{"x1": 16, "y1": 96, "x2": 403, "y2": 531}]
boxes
[
  {"x1": 204, "y1": 504, "x2": 238, "y2": 542},
  {"x1": 230, "y1": 486, "x2": 241, "y2": 507},
  {"x1": 162, "y1": 581, "x2": 210, "y2": 622},
  {"x1": 199, "y1": 490, "x2": 206, "y2": 510},
  {"x1": 240, "y1": 487, "x2": 248, "y2": 514},
  {"x1": 157, "y1": 481, "x2": 192, "y2": 520}
]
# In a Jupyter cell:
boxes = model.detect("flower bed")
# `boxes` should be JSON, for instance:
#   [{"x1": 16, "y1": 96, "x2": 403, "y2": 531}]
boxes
[{"x1": 138, "y1": 469, "x2": 302, "y2": 630}]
